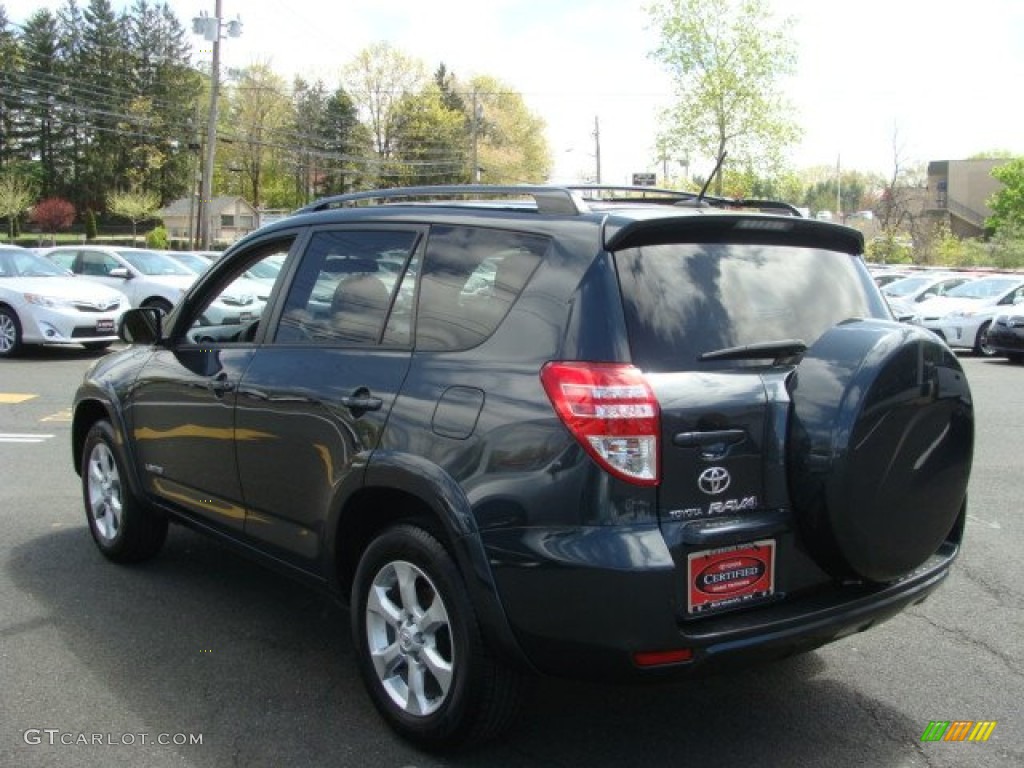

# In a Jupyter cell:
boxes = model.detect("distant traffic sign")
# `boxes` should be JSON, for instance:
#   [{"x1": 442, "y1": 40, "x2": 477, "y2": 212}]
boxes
[{"x1": 632, "y1": 173, "x2": 657, "y2": 186}]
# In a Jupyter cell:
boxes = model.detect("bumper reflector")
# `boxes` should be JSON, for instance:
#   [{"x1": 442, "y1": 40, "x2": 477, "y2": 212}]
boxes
[{"x1": 633, "y1": 648, "x2": 694, "y2": 667}]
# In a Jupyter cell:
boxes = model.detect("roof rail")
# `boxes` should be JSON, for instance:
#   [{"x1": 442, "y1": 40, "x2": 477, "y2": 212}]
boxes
[
  {"x1": 293, "y1": 185, "x2": 589, "y2": 216},
  {"x1": 567, "y1": 184, "x2": 804, "y2": 217}
]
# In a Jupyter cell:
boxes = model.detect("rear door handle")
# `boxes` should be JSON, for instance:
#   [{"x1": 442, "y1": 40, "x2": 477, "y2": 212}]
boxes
[{"x1": 339, "y1": 394, "x2": 383, "y2": 412}]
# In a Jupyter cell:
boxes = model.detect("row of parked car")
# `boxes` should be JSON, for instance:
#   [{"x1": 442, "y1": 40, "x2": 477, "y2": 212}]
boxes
[
  {"x1": 871, "y1": 266, "x2": 1024, "y2": 362},
  {"x1": 0, "y1": 243, "x2": 287, "y2": 357}
]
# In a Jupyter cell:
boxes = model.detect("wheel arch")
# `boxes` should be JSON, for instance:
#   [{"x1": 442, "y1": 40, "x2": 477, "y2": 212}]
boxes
[
  {"x1": 331, "y1": 451, "x2": 532, "y2": 670},
  {"x1": 71, "y1": 395, "x2": 148, "y2": 501}
]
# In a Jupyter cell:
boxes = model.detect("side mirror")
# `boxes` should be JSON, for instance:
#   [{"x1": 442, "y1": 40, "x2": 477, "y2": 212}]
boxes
[
  {"x1": 119, "y1": 307, "x2": 163, "y2": 345},
  {"x1": 109, "y1": 267, "x2": 131, "y2": 279}
]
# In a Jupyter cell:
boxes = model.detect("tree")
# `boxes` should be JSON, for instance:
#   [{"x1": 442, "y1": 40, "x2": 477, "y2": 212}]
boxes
[
  {"x1": 30, "y1": 196, "x2": 76, "y2": 243},
  {"x1": 649, "y1": 0, "x2": 801, "y2": 195},
  {"x1": 343, "y1": 42, "x2": 427, "y2": 183},
  {"x1": 221, "y1": 63, "x2": 293, "y2": 208},
  {"x1": 107, "y1": 187, "x2": 160, "y2": 244},
  {"x1": 987, "y1": 157, "x2": 1024, "y2": 233},
  {"x1": 469, "y1": 75, "x2": 550, "y2": 184},
  {"x1": 0, "y1": 173, "x2": 38, "y2": 239}
]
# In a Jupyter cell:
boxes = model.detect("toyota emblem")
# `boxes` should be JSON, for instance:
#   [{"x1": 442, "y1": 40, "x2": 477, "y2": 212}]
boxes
[{"x1": 698, "y1": 466, "x2": 731, "y2": 495}]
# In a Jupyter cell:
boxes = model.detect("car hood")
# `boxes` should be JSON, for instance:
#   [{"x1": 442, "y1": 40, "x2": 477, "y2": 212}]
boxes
[{"x1": 0, "y1": 276, "x2": 128, "y2": 307}]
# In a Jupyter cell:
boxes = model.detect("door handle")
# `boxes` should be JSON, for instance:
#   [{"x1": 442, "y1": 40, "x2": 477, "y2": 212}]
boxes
[
  {"x1": 208, "y1": 372, "x2": 235, "y2": 396},
  {"x1": 339, "y1": 395, "x2": 383, "y2": 411}
]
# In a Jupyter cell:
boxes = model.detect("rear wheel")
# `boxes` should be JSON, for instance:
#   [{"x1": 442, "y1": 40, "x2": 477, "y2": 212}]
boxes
[
  {"x1": 0, "y1": 306, "x2": 24, "y2": 357},
  {"x1": 351, "y1": 524, "x2": 523, "y2": 749},
  {"x1": 82, "y1": 420, "x2": 167, "y2": 562}
]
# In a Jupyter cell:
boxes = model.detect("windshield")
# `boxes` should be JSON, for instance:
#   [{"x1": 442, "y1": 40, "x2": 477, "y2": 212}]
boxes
[
  {"x1": 246, "y1": 255, "x2": 284, "y2": 279},
  {"x1": 614, "y1": 243, "x2": 886, "y2": 372},
  {"x1": 946, "y1": 277, "x2": 1020, "y2": 299},
  {"x1": 117, "y1": 249, "x2": 193, "y2": 276},
  {"x1": 883, "y1": 275, "x2": 933, "y2": 296},
  {"x1": 0, "y1": 250, "x2": 70, "y2": 278}
]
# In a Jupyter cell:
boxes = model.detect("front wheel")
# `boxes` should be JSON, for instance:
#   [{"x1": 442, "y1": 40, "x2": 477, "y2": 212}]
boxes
[
  {"x1": 82, "y1": 341, "x2": 113, "y2": 351},
  {"x1": 351, "y1": 524, "x2": 523, "y2": 750},
  {"x1": 82, "y1": 420, "x2": 168, "y2": 562},
  {"x1": 0, "y1": 306, "x2": 24, "y2": 357},
  {"x1": 142, "y1": 297, "x2": 174, "y2": 315},
  {"x1": 974, "y1": 321, "x2": 996, "y2": 357}
]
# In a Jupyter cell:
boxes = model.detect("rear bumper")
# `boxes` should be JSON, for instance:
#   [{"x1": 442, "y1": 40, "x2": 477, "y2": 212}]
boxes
[{"x1": 482, "y1": 524, "x2": 959, "y2": 682}]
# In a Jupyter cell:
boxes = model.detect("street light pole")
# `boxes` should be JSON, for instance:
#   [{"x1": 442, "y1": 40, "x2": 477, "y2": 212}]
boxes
[{"x1": 193, "y1": 2, "x2": 242, "y2": 250}]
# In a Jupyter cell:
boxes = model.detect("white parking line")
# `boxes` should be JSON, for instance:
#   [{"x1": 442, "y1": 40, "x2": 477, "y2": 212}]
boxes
[{"x1": 0, "y1": 434, "x2": 54, "y2": 443}]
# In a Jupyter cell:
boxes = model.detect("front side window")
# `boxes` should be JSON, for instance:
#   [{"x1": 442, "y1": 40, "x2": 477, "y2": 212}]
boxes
[
  {"x1": 615, "y1": 243, "x2": 886, "y2": 372},
  {"x1": 183, "y1": 238, "x2": 296, "y2": 344}
]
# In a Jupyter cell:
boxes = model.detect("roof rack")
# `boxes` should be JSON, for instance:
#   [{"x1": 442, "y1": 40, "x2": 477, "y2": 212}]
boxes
[
  {"x1": 294, "y1": 185, "x2": 589, "y2": 216},
  {"x1": 567, "y1": 185, "x2": 804, "y2": 217}
]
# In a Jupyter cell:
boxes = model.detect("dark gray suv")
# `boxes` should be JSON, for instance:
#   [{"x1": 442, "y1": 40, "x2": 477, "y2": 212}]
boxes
[{"x1": 72, "y1": 185, "x2": 974, "y2": 749}]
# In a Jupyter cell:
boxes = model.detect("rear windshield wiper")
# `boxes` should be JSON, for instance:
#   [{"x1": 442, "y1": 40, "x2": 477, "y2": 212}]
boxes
[{"x1": 698, "y1": 339, "x2": 807, "y2": 364}]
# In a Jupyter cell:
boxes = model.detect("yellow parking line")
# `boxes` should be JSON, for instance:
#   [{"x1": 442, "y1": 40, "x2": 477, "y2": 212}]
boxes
[
  {"x1": 42, "y1": 409, "x2": 73, "y2": 422},
  {"x1": 0, "y1": 393, "x2": 37, "y2": 404}
]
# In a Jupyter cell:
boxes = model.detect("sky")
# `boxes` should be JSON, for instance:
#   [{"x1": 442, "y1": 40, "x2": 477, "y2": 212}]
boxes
[{"x1": 5, "y1": 0, "x2": 1024, "y2": 185}]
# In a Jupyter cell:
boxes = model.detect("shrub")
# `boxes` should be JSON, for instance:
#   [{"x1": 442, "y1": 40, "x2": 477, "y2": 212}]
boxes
[{"x1": 145, "y1": 225, "x2": 168, "y2": 250}]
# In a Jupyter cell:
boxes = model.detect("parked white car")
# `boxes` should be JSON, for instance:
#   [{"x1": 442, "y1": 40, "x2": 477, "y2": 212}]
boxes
[
  {"x1": 42, "y1": 245, "x2": 261, "y2": 325},
  {"x1": 912, "y1": 275, "x2": 1024, "y2": 356},
  {"x1": 0, "y1": 245, "x2": 128, "y2": 357}
]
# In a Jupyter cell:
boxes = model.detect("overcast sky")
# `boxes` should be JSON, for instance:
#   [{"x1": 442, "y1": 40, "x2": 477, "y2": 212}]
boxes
[{"x1": 5, "y1": 0, "x2": 1024, "y2": 183}]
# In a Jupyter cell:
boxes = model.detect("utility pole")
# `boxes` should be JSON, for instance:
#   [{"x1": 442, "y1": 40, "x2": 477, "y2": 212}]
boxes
[
  {"x1": 593, "y1": 115, "x2": 602, "y2": 184},
  {"x1": 836, "y1": 153, "x2": 842, "y2": 221},
  {"x1": 192, "y1": 2, "x2": 242, "y2": 249}
]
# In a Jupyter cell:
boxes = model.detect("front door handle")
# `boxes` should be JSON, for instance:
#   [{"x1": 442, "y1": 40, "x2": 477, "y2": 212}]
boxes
[{"x1": 208, "y1": 372, "x2": 235, "y2": 397}]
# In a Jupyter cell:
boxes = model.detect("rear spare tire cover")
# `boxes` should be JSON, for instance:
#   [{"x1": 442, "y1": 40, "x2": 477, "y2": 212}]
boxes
[{"x1": 787, "y1": 319, "x2": 973, "y2": 582}]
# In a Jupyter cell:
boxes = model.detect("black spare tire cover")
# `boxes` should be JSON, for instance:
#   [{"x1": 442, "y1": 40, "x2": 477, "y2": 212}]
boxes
[{"x1": 787, "y1": 319, "x2": 973, "y2": 582}]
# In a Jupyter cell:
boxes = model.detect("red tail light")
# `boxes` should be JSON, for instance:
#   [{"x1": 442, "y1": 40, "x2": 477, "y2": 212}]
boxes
[{"x1": 540, "y1": 361, "x2": 660, "y2": 486}]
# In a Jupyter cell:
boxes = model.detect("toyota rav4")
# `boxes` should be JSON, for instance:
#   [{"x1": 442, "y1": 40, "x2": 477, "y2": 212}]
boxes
[{"x1": 71, "y1": 184, "x2": 974, "y2": 749}]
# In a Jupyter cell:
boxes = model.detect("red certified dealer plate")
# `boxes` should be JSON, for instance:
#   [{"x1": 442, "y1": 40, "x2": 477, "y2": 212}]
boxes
[{"x1": 687, "y1": 539, "x2": 775, "y2": 614}]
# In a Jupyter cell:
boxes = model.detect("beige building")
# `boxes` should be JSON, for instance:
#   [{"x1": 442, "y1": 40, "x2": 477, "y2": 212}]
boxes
[
  {"x1": 924, "y1": 158, "x2": 1004, "y2": 238},
  {"x1": 158, "y1": 196, "x2": 259, "y2": 246}
]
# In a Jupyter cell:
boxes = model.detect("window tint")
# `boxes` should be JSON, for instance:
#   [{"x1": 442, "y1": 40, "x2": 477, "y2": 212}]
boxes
[
  {"x1": 275, "y1": 229, "x2": 419, "y2": 346},
  {"x1": 416, "y1": 226, "x2": 548, "y2": 351},
  {"x1": 81, "y1": 251, "x2": 118, "y2": 276},
  {"x1": 615, "y1": 243, "x2": 885, "y2": 372}
]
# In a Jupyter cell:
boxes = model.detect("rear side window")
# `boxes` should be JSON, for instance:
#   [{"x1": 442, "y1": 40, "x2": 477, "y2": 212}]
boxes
[
  {"x1": 416, "y1": 226, "x2": 548, "y2": 351},
  {"x1": 614, "y1": 243, "x2": 886, "y2": 372}
]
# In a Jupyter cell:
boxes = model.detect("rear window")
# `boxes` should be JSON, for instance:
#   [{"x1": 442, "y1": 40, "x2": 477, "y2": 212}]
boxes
[{"x1": 614, "y1": 243, "x2": 886, "y2": 372}]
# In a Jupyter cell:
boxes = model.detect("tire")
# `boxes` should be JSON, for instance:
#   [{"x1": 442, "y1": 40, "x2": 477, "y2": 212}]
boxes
[
  {"x1": 82, "y1": 341, "x2": 113, "y2": 351},
  {"x1": 1008, "y1": 353, "x2": 1024, "y2": 364},
  {"x1": 0, "y1": 305, "x2": 24, "y2": 358},
  {"x1": 351, "y1": 524, "x2": 523, "y2": 750},
  {"x1": 974, "y1": 321, "x2": 996, "y2": 357},
  {"x1": 142, "y1": 297, "x2": 174, "y2": 315},
  {"x1": 81, "y1": 420, "x2": 168, "y2": 563},
  {"x1": 788, "y1": 320, "x2": 973, "y2": 582}
]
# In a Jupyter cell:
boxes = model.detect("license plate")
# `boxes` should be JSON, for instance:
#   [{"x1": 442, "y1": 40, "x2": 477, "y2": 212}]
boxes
[
  {"x1": 95, "y1": 318, "x2": 115, "y2": 334},
  {"x1": 687, "y1": 539, "x2": 775, "y2": 614},
  {"x1": 238, "y1": 312, "x2": 253, "y2": 322}
]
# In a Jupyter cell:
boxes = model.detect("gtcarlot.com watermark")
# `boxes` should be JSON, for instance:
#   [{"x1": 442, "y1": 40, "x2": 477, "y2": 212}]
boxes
[{"x1": 23, "y1": 729, "x2": 203, "y2": 747}]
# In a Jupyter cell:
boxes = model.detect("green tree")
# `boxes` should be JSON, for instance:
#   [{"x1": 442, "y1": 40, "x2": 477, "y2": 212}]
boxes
[
  {"x1": 469, "y1": 75, "x2": 550, "y2": 184},
  {"x1": 0, "y1": 172, "x2": 38, "y2": 239},
  {"x1": 343, "y1": 42, "x2": 427, "y2": 183},
  {"x1": 390, "y1": 83, "x2": 468, "y2": 186},
  {"x1": 107, "y1": 187, "x2": 160, "y2": 244},
  {"x1": 221, "y1": 63, "x2": 293, "y2": 208},
  {"x1": 649, "y1": 0, "x2": 801, "y2": 195},
  {"x1": 16, "y1": 10, "x2": 64, "y2": 198},
  {"x1": 987, "y1": 157, "x2": 1024, "y2": 233},
  {"x1": 0, "y1": 6, "x2": 22, "y2": 171}
]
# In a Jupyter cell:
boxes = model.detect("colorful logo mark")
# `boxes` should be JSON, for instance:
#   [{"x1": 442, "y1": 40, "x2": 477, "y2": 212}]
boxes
[{"x1": 921, "y1": 720, "x2": 997, "y2": 742}]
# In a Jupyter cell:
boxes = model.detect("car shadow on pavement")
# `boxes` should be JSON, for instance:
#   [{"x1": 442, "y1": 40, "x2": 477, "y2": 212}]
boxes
[{"x1": 9, "y1": 524, "x2": 932, "y2": 768}]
